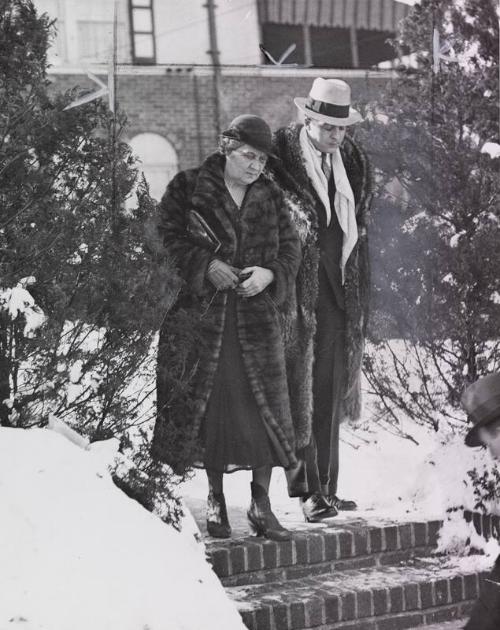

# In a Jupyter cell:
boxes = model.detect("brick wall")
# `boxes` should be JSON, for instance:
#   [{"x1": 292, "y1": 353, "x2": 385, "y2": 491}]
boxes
[{"x1": 49, "y1": 69, "x2": 391, "y2": 172}]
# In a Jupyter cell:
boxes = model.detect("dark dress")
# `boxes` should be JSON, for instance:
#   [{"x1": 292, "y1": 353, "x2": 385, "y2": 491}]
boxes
[{"x1": 200, "y1": 189, "x2": 283, "y2": 473}]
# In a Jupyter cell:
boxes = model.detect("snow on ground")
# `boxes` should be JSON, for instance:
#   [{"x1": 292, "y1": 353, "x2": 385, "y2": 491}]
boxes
[
  {"x1": 0, "y1": 427, "x2": 246, "y2": 630},
  {"x1": 182, "y1": 393, "x2": 499, "y2": 539},
  {"x1": 183, "y1": 416, "x2": 497, "y2": 524},
  {"x1": 3, "y1": 377, "x2": 498, "y2": 629}
]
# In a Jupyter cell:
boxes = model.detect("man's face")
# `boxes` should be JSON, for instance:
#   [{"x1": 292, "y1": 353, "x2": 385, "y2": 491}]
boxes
[
  {"x1": 306, "y1": 118, "x2": 346, "y2": 153},
  {"x1": 478, "y1": 422, "x2": 500, "y2": 459}
]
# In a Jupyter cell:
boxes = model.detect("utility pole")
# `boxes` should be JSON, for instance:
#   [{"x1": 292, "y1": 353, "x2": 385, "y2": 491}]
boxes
[{"x1": 204, "y1": 0, "x2": 221, "y2": 136}]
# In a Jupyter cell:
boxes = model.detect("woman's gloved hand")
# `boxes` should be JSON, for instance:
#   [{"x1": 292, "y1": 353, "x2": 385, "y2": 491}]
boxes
[
  {"x1": 236, "y1": 266, "x2": 274, "y2": 298},
  {"x1": 206, "y1": 259, "x2": 240, "y2": 290}
]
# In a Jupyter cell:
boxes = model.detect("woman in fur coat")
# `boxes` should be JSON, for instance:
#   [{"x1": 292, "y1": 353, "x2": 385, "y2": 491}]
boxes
[{"x1": 152, "y1": 115, "x2": 301, "y2": 541}]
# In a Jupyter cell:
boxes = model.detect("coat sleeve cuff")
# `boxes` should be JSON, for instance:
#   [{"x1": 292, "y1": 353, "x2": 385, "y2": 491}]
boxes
[{"x1": 264, "y1": 261, "x2": 288, "y2": 306}]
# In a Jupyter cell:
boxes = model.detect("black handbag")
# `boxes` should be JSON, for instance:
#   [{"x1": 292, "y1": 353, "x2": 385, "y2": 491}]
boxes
[{"x1": 187, "y1": 210, "x2": 221, "y2": 254}]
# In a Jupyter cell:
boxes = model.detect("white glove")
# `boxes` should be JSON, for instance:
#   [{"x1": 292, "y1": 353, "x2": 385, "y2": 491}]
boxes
[
  {"x1": 236, "y1": 266, "x2": 274, "y2": 298},
  {"x1": 206, "y1": 259, "x2": 240, "y2": 290}
]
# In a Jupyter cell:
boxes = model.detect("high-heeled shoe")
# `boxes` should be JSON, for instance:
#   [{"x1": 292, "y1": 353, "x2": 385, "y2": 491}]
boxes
[
  {"x1": 206, "y1": 491, "x2": 231, "y2": 538},
  {"x1": 247, "y1": 482, "x2": 291, "y2": 541}
]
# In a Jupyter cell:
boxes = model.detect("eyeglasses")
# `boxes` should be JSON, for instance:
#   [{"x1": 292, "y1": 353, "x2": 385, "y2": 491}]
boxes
[{"x1": 234, "y1": 149, "x2": 268, "y2": 166}]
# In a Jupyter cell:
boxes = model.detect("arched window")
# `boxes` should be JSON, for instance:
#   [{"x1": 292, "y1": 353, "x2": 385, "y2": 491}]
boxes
[{"x1": 129, "y1": 133, "x2": 178, "y2": 202}]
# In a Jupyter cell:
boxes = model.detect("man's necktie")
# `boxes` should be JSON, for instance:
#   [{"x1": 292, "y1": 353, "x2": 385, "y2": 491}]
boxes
[{"x1": 321, "y1": 153, "x2": 331, "y2": 180}]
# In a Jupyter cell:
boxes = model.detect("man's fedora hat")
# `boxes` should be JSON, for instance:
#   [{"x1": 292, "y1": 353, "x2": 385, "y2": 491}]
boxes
[
  {"x1": 462, "y1": 373, "x2": 500, "y2": 447},
  {"x1": 294, "y1": 78, "x2": 363, "y2": 126}
]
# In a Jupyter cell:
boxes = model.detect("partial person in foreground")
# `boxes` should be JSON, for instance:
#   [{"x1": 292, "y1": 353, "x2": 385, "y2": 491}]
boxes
[
  {"x1": 271, "y1": 78, "x2": 373, "y2": 522},
  {"x1": 151, "y1": 115, "x2": 301, "y2": 541},
  {"x1": 462, "y1": 372, "x2": 500, "y2": 630}
]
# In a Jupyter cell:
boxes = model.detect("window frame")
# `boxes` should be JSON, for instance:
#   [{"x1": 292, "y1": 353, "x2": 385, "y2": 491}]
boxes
[{"x1": 128, "y1": 0, "x2": 156, "y2": 65}]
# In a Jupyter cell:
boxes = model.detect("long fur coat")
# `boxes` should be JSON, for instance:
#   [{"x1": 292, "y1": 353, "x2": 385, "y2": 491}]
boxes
[
  {"x1": 271, "y1": 124, "x2": 373, "y2": 436},
  {"x1": 151, "y1": 152, "x2": 301, "y2": 471}
]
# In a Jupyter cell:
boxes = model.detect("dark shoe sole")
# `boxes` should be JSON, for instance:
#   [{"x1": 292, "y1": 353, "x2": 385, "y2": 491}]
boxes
[
  {"x1": 303, "y1": 509, "x2": 338, "y2": 523},
  {"x1": 330, "y1": 501, "x2": 358, "y2": 511}
]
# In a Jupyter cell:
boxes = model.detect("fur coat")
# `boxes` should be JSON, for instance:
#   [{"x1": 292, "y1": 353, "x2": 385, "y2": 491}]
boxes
[
  {"x1": 271, "y1": 124, "x2": 373, "y2": 437},
  {"x1": 151, "y1": 152, "x2": 301, "y2": 471},
  {"x1": 464, "y1": 553, "x2": 500, "y2": 629}
]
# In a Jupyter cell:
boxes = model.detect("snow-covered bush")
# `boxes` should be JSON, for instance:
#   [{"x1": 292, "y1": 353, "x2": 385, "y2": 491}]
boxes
[
  {"x1": 356, "y1": 0, "x2": 500, "y2": 430},
  {"x1": 0, "y1": 0, "x2": 192, "y2": 525}
]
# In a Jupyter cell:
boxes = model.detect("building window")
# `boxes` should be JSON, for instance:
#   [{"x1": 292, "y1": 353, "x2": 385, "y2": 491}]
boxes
[
  {"x1": 128, "y1": 133, "x2": 178, "y2": 204},
  {"x1": 129, "y1": 0, "x2": 155, "y2": 64},
  {"x1": 257, "y1": 0, "x2": 410, "y2": 69},
  {"x1": 78, "y1": 21, "x2": 114, "y2": 63},
  {"x1": 260, "y1": 24, "x2": 304, "y2": 65},
  {"x1": 260, "y1": 22, "x2": 400, "y2": 69}
]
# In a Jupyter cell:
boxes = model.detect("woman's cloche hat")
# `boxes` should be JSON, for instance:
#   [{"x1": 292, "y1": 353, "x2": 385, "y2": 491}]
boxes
[
  {"x1": 221, "y1": 114, "x2": 277, "y2": 158},
  {"x1": 462, "y1": 372, "x2": 500, "y2": 447},
  {"x1": 294, "y1": 78, "x2": 363, "y2": 126}
]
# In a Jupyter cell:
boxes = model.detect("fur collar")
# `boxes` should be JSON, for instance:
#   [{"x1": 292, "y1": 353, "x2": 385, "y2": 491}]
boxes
[{"x1": 190, "y1": 152, "x2": 280, "y2": 257}]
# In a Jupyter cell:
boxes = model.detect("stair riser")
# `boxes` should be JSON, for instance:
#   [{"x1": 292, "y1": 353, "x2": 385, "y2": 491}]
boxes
[
  {"x1": 209, "y1": 521, "x2": 443, "y2": 583},
  {"x1": 300, "y1": 601, "x2": 473, "y2": 629},
  {"x1": 238, "y1": 572, "x2": 485, "y2": 630},
  {"x1": 221, "y1": 546, "x2": 434, "y2": 587}
]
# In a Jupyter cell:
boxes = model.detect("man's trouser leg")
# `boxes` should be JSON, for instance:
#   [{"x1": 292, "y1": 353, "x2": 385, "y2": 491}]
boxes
[
  {"x1": 287, "y1": 268, "x2": 346, "y2": 498},
  {"x1": 313, "y1": 268, "x2": 346, "y2": 497}
]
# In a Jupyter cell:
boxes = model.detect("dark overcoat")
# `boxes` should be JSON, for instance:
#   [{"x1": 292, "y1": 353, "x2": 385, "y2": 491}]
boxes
[
  {"x1": 465, "y1": 553, "x2": 500, "y2": 629},
  {"x1": 151, "y1": 152, "x2": 301, "y2": 471},
  {"x1": 271, "y1": 124, "x2": 373, "y2": 438}
]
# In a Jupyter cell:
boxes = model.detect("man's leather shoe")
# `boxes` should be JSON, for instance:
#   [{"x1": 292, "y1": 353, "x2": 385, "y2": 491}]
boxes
[
  {"x1": 301, "y1": 493, "x2": 338, "y2": 522},
  {"x1": 327, "y1": 495, "x2": 358, "y2": 511}
]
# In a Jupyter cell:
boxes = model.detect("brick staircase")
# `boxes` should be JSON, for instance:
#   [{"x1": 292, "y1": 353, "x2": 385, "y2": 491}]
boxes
[{"x1": 205, "y1": 518, "x2": 484, "y2": 630}]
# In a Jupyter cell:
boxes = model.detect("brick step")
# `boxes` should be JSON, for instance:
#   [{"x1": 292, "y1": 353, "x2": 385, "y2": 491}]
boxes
[
  {"x1": 208, "y1": 520, "x2": 442, "y2": 586},
  {"x1": 415, "y1": 621, "x2": 467, "y2": 630},
  {"x1": 227, "y1": 559, "x2": 484, "y2": 630}
]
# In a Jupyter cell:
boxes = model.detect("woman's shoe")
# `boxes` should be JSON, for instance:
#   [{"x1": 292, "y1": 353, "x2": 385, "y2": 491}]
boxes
[
  {"x1": 247, "y1": 482, "x2": 291, "y2": 541},
  {"x1": 206, "y1": 491, "x2": 231, "y2": 538}
]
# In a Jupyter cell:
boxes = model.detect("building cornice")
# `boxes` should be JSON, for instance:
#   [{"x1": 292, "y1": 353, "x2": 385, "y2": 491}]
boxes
[{"x1": 48, "y1": 64, "x2": 396, "y2": 79}]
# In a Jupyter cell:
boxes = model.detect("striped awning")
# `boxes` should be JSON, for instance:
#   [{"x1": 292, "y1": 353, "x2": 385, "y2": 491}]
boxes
[{"x1": 257, "y1": 0, "x2": 411, "y2": 31}]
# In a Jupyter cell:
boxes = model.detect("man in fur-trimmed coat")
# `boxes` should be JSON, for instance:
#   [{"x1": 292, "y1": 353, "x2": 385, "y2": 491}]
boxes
[{"x1": 271, "y1": 78, "x2": 373, "y2": 522}]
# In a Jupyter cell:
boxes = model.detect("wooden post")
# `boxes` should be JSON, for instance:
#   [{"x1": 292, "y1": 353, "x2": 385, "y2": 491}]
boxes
[
  {"x1": 303, "y1": 23, "x2": 312, "y2": 66},
  {"x1": 350, "y1": 25, "x2": 359, "y2": 68}
]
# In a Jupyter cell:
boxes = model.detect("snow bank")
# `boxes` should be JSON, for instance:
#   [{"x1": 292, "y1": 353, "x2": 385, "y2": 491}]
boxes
[
  {"x1": 0, "y1": 428, "x2": 246, "y2": 630},
  {"x1": 436, "y1": 509, "x2": 500, "y2": 559},
  {"x1": 338, "y1": 419, "x2": 498, "y2": 520}
]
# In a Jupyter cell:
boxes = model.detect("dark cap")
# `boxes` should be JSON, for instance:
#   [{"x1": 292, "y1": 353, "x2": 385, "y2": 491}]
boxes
[
  {"x1": 221, "y1": 114, "x2": 277, "y2": 158},
  {"x1": 462, "y1": 373, "x2": 500, "y2": 447}
]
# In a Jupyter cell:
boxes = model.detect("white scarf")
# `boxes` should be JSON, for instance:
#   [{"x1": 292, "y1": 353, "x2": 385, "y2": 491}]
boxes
[{"x1": 299, "y1": 126, "x2": 358, "y2": 284}]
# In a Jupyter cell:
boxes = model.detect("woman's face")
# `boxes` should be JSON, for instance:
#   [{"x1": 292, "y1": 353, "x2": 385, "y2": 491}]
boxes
[{"x1": 224, "y1": 143, "x2": 268, "y2": 185}]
